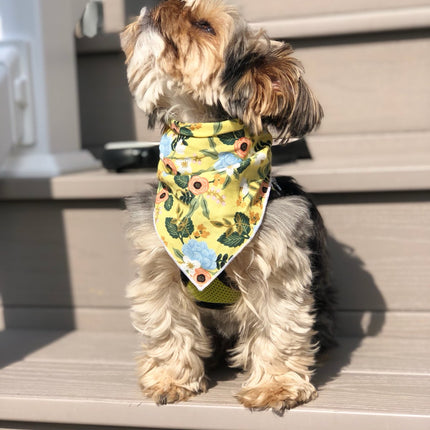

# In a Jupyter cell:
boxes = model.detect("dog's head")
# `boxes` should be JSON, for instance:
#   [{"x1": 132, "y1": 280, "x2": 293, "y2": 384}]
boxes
[{"x1": 121, "y1": 0, "x2": 322, "y2": 139}]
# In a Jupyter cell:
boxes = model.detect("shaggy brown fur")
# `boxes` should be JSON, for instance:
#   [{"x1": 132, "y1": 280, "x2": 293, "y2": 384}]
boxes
[{"x1": 121, "y1": 0, "x2": 335, "y2": 411}]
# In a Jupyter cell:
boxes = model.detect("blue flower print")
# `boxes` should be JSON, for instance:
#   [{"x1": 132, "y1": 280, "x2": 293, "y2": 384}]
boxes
[
  {"x1": 182, "y1": 239, "x2": 217, "y2": 270},
  {"x1": 159, "y1": 133, "x2": 173, "y2": 158},
  {"x1": 213, "y1": 152, "x2": 242, "y2": 176},
  {"x1": 214, "y1": 152, "x2": 242, "y2": 171}
]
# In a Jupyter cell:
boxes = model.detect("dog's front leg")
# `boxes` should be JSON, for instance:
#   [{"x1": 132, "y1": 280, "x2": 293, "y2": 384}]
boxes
[
  {"x1": 233, "y1": 282, "x2": 317, "y2": 410},
  {"x1": 127, "y1": 244, "x2": 212, "y2": 404},
  {"x1": 229, "y1": 233, "x2": 318, "y2": 411}
]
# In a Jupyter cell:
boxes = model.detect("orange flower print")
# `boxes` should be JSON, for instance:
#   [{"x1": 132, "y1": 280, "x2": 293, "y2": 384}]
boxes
[
  {"x1": 236, "y1": 195, "x2": 246, "y2": 208},
  {"x1": 213, "y1": 173, "x2": 225, "y2": 187},
  {"x1": 171, "y1": 122, "x2": 180, "y2": 133},
  {"x1": 163, "y1": 158, "x2": 178, "y2": 175},
  {"x1": 193, "y1": 224, "x2": 210, "y2": 239},
  {"x1": 258, "y1": 181, "x2": 270, "y2": 197},
  {"x1": 193, "y1": 268, "x2": 211, "y2": 286},
  {"x1": 190, "y1": 123, "x2": 203, "y2": 131},
  {"x1": 155, "y1": 188, "x2": 169, "y2": 204},
  {"x1": 254, "y1": 199, "x2": 263, "y2": 209},
  {"x1": 189, "y1": 176, "x2": 209, "y2": 195},
  {"x1": 249, "y1": 211, "x2": 260, "y2": 224},
  {"x1": 234, "y1": 137, "x2": 252, "y2": 159}
]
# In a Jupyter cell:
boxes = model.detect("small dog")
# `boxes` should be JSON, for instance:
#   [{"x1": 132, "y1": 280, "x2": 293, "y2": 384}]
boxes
[{"x1": 121, "y1": 0, "x2": 335, "y2": 411}]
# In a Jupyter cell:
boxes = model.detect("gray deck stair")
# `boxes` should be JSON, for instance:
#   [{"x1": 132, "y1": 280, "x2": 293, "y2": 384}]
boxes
[
  {"x1": 1, "y1": 0, "x2": 429, "y2": 428},
  {"x1": 1, "y1": 127, "x2": 429, "y2": 429},
  {"x1": 1, "y1": 330, "x2": 429, "y2": 430},
  {"x1": 0, "y1": 162, "x2": 429, "y2": 429}
]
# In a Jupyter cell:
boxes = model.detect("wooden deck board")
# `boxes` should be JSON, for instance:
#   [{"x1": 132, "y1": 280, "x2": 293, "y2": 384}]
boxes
[
  {"x1": 0, "y1": 330, "x2": 429, "y2": 374},
  {"x1": 1, "y1": 360, "x2": 430, "y2": 412},
  {"x1": 3, "y1": 308, "x2": 430, "y2": 337},
  {"x1": 0, "y1": 366, "x2": 429, "y2": 429},
  {"x1": 0, "y1": 330, "x2": 429, "y2": 429},
  {"x1": 1, "y1": 196, "x2": 429, "y2": 314},
  {"x1": 1, "y1": 132, "x2": 429, "y2": 200}
]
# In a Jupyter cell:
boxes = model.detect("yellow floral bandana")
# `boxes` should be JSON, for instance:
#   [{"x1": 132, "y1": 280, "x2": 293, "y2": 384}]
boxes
[{"x1": 154, "y1": 119, "x2": 272, "y2": 291}]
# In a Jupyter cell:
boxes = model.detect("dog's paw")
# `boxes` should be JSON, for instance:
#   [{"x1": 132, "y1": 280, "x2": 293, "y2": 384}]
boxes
[
  {"x1": 236, "y1": 380, "x2": 317, "y2": 411},
  {"x1": 140, "y1": 373, "x2": 208, "y2": 405},
  {"x1": 143, "y1": 382, "x2": 206, "y2": 405}
]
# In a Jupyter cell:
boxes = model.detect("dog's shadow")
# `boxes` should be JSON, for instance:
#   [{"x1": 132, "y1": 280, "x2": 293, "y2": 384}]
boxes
[
  {"x1": 205, "y1": 234, "x2": 386, "y2": 394},
  {"x1": 313, "y1": 235, "x2": 386, "y2": 389}
]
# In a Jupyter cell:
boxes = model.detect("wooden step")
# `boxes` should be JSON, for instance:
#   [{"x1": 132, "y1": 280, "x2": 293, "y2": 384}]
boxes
[
  {"x1": 0, "y1": 329, "x2": 429, "y2": 429},
  {"x1": 76, "y1": 2, "x2": 430, "y2": 155},
  {"x1": 0, "y1": 131, "x2": 429, "y2": 200},
  {"x1": 0, "y1": 171, "x2": 429, "y2": 332}
]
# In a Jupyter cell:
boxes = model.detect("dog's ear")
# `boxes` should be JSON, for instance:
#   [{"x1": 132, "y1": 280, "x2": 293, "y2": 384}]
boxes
[
  {"x1": 221, "y1": 40, "x2": 323, "y2": 139},
  {"x1": 120, "y1": 8, "x2": 146, "y2": 64}
]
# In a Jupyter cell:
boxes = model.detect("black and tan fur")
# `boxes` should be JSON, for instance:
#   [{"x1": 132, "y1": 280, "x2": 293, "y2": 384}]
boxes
[{"x1": 121, "y1": 0, "x2": 335, "y2": 411}]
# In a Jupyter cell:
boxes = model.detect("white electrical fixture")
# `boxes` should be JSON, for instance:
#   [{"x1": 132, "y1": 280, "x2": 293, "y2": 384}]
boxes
[
  {"x1": 0, "y1": 0, "x2": 100, "y2": 177},
  {"x1": 0, "y1": 41, "x2": 34, "y2": 147}
]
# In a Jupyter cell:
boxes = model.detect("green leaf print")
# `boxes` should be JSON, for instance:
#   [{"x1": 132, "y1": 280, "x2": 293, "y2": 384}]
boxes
[
  {"x1": 225, "y1": 226, "x2": 234, "y2": 237},
  {"x1": 236, "y1": 158, "x2": 251, "y2": 174},
  {"x1": 257, "y1": 166, "x2": 264, "y2": 179},
  {"x1": 174, "y1": 175, "x2": 190, "y2": 189},
  {"x1": 165, "y1": 217, "x2": 194, "y2": 242},
  {"x1": 179, "y1": 190, "x2": 195, "y2": 205},
  {"x1": 164, "y1": 194, "x2": 173, "y2": 211},
  {"x1": 165, "y1": 218, "x2": 180, "y2": 239},
  {"x1": 171, "y1": 136, "x2": 180, "y2": 151},
  {"x1": 185, "y1": 198, "x2": 200, "y2": 218},
  {"x1": 213, "y1": 122, "x2": 223, "y2": 135},
  {"x1": 201, "y1": 197, "x2": 210, "y2": 219},
  {"x1": 176, "y1": 217, "x2": 194, "y2": 238},
  {"x1": 208, "y1": 137, "x2": 217, "y2": 150},
  {"x1": 218, "y1": 231, "x2": 246, "y2": 248},
  {"x1": 254, "y1": 139, "x2": 271, "y2": 152},
  {"x1": 261, "y1": 161, "x2": 271, "y2": 180},
  {"x1": 257, "y1": 163, "x2": 271, "y2": 182},
  {"x1": 216, "y1": 253, "x2": 230, "y2": 269},
  {"x1": 234, "y1": 212, "x2": 251, "y2": 236},
  {"x1": 200, "y1": 149, "x2": 219, "y2": 160},
  {"x1": 222, "y1": 175, "x2": 231, "y2": 190},
  {"x1": 218, "y1": 130, "x2": 245, "y2": 146},
  {"x1": 173, "y1": 248, "x2": 184, "y2": 260},
  {"x1": 179, "y1": 126, "x2": 193, "y2": 136}
]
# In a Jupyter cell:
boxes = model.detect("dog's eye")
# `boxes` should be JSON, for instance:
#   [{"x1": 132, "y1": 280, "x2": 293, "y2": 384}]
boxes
[{"x1": 193, "y1": 20, "x2": 216, "y2": 36}]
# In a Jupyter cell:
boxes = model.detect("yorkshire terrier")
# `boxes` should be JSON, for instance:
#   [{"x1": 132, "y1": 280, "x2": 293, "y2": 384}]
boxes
[{"x1": 121, "y1": 0, "x2": 335, "y2": 411}]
